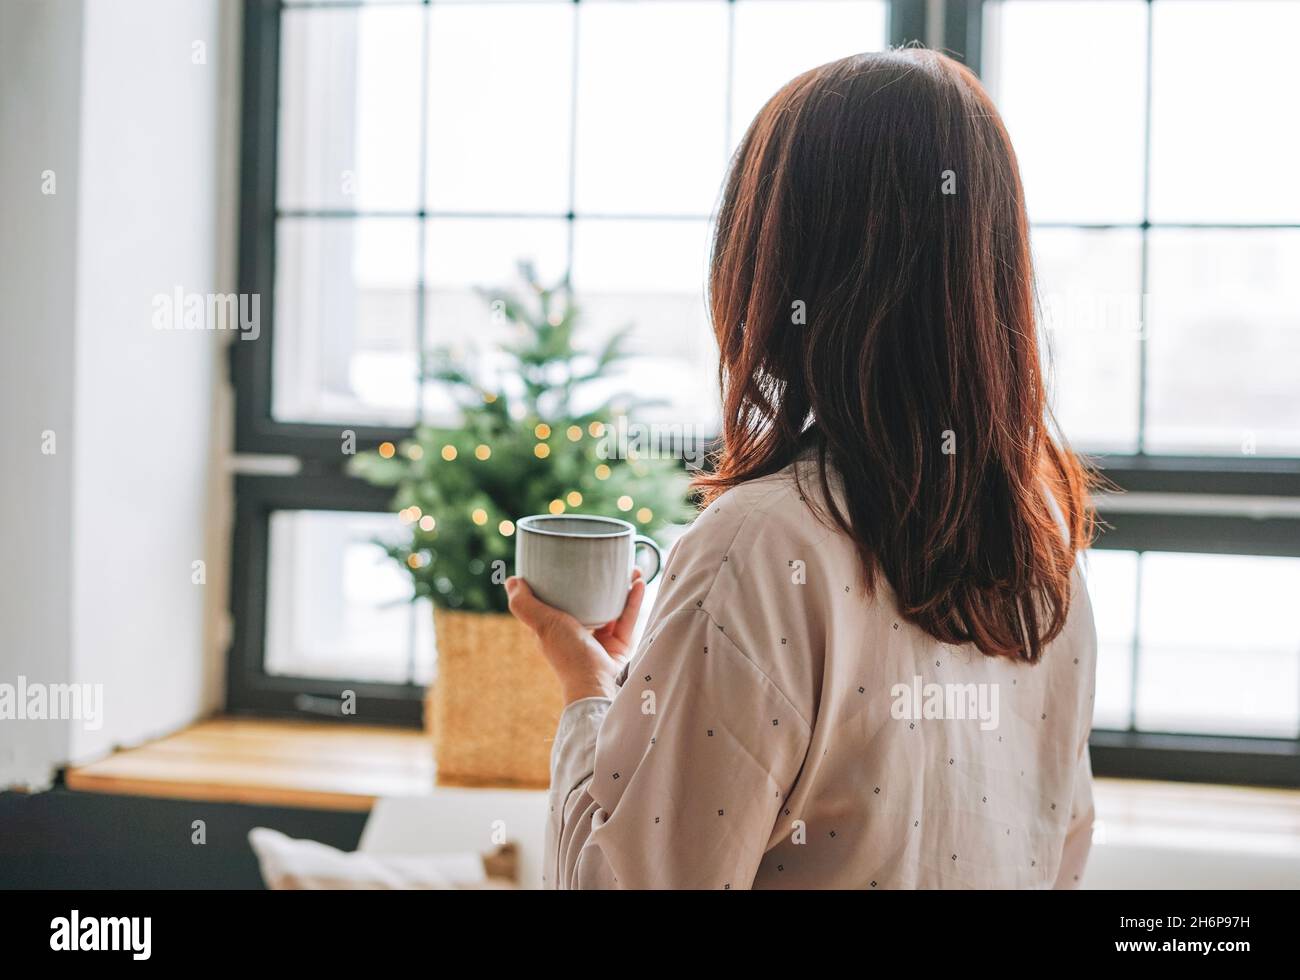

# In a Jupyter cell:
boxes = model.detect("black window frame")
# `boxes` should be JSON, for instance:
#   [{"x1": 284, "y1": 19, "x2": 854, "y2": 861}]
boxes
[
  {"x1": 941, "y1": 0, "x2": 1300, "y2": 787},
  {"x1": 230, "y1": 0, "x2": 1300, "y2": 785}
]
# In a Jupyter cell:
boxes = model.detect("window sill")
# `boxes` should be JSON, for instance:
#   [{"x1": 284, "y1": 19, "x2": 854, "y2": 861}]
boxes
[
  {"x1": 64, "y1": 716, "x2": 434, "y2": 812},
  {"x1": 1092, "y1": 777, "x2": 1300, "y2": 858}
]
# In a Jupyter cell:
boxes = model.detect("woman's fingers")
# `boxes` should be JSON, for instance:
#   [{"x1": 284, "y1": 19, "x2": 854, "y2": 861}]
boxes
[
  {"x1": 510, "y1": 570, "x2": 644, "y2": 655},
  {"x1": 608, "y1": 576, "x2": 646, "y2": 648},
  {"x1": 505, "y1": 577, "x2": 565, "y2": 633},
  {"x1": 507, "y1": 569, "x2": 650, "y2": 702},
  {"x1": 592, "y1": 570, "x2": 646, "y2": 651}
]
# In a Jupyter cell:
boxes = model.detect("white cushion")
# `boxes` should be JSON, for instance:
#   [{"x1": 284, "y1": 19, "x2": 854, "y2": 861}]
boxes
[{"x1": 248, "y1": 827, "x2": 511, "y2": 890}]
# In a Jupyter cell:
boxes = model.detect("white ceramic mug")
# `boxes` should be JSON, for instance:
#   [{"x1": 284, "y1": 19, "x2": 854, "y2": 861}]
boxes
[{"x1": 515, "y1": 514, "x2": 664, "y2": 628}]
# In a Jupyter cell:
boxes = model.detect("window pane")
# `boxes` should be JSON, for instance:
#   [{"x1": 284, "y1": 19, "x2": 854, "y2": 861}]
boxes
[
  {"x1": 1135, "y1": 553, "x2": 1300, "y2": 738},
  {"x1": 283, "y1": 0, "x2": 561, "y2": 4},
  {"x1": 1149, "y1": 0, "x2": 1300, "y2": 223},
  {"x1": 570, "y1": 219, "x2": 719, "y2": 431},
  {"x1": 284, "y1": 1, "x2": 420, "y2": 6},
  {"x1": 266, "y1": 510, "x2": 433, "y2": 685},
  {"x1": 426, "y1": 2, "x2": 574, "y2": 213},
  {"x1": 575, "y1": 1, "x2": 728, "y2": 215},
  {"x1": 278, "y1": 6, "x2": 424, "y2": 211},
  {"x1": 1032, "y1": 227, "x2": 1143, "y2": 453},
  {"x1": 1146, "y1": 229, "x2": 1300, "y2": 455},
  {"x1": 983, "y1": 0, "x2": 1147, "y2": 224},
  {"x1": 422, "y1": 216, "x2": 570, "y2": 423},
  {"x1": 274, "y1": 218, "x2": 420, "y2": 425},
  {"x1": 730, "y1": 0, "x2": 887, "y2": 152},
  {"x1": 1083, "y1": 549, "x2": 1138, "y2": 731}
]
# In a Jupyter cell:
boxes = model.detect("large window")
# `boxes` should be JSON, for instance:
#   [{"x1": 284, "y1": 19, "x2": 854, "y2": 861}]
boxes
[
  {"x1": 234, "y1": 0, "x2": 1300, "y2": 784},
  {"x1": 232, "y1": 0, "x2": 899, "y2": 722},
  {"x1": 971, "y1": 0, "x2": 1300, "y2": 784},
  {"x1": 983, "y1": 0, "x2": 1300, "y2": 457},
  {"x1": 265, "y1": 0, "x2": 890, "y2": 435}
]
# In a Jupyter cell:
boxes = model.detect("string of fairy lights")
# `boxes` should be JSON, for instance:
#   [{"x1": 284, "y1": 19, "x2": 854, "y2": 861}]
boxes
[{"x1": 375, "y1": 417, "x2": 653, "y2": 571}]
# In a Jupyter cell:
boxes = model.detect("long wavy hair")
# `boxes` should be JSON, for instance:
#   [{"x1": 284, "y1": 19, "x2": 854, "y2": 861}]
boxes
[{"x1": 696, "y1": 49, "x2": 1095, "y2": 663}]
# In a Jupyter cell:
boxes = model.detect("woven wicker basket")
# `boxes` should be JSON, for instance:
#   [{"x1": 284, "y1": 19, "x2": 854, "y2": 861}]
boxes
[{"x1": 426, "y1": 607, "x2": 564, "y2": 789}]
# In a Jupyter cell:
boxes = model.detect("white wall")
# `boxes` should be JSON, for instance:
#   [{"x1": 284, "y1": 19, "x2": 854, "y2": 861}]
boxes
[
  {"x1": 0, "y1": 0, "x2": 84, "y2": 788},
  {"x1": 1, "y1": 0, "x2": 236, "y2": 785},
  {"x1": 68, "y1": 0, "x2": 232, "y2": 761}
]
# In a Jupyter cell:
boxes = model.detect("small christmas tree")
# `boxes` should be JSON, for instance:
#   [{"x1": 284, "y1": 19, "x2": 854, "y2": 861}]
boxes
[{"x1": 350, "y1": 262, "x2": 696, "y2": 614}]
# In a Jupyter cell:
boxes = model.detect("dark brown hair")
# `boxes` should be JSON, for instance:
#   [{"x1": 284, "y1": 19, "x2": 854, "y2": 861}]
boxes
[{"x1": 697, "y1": 49, "x2": 1094, "y2": 663}]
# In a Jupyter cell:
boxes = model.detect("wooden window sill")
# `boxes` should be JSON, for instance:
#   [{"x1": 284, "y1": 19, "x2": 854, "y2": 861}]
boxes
[
  {"x1": 1091, "y1": 777, "x2": 1300, "y2": 857},
  {"x1": 64, "y1": 717, "x2": 435, "y2": 812}
]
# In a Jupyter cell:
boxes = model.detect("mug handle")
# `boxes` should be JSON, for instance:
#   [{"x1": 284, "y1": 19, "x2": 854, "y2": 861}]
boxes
[{"x1": 633, "y1": 535, "x2": 664, "y2": 584}]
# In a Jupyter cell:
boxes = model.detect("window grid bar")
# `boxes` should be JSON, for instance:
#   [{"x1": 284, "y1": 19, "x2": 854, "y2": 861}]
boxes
[
  {"x1": 415, "y1": 0, "x2": 432, "y2": 427},
  {"x1": 278, "y1": 209, "x2": 718, "y2": 221},
  {"x1": 563, "y1": 0, "x2": 582, "y2": 287},
  {"x1": 276, "y1": 208, "x2": 1300, "y2": 231},
  {"x1": 1136, "y1": 0, "x2": 1155, "y2": 456},
  {"x1": 1128, "y1": 551, "x2": 1145, "y2": 733},
  {"x1": 281, "y1": 0, "x2": 877, "y2": 7},
  {"x1": 723, "y1": 0, "x2": 737, "y2": 153},
  {"x1": 1032, "y1": 221, "x2": 1300, "y2": 231},
  {"x1": 407, "y1": 0, "x2": 434, "y2": 686}
]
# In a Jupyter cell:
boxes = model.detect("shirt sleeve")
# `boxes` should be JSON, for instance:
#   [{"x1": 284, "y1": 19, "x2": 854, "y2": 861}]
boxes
[
  {"x1": 1053, "y1": 743, "x2": 1095, "y2": 889},
  {"x1": 1053, "y1": 559, "x2": 1097, "y2": 890},
  {"x1": 543, "y1": 606, "x2": 811, "y2": 890}
]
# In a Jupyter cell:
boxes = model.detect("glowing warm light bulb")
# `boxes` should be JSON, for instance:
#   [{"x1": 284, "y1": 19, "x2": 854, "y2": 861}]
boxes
[
  {"x1": 566, "y1": 491, "x2": 583, "y2": 507},
  {"x1": 419, "y1": 515, "x2": 435, "y2": 532},
  {"x1": 534, "y1": 423, "x2": 551, "y2": 439},
  {"x1": 588, "y1": 421, "x2": 605, "y2": 438},
  {"x1": 548, "y1": 499, "x2": 566, "y2": 515},
  {"x1": 498, "y1": 520, "x2": 515, "y2": 536},
  {"x1": 594, "y1": 464, "x2": 611, "y2": 480},
  {"x1": 398, "y1": 507, "x2": 416, "y2": 524},
  {"x1": 475, "y1": 444, "x2": 491, "y2": 460},
  {"x1": 441, "y1": 444, "x2": 458, "y2": 461},
  {"x1": 406, "y1": 553, "x2": 423, "y2": 569},
  {"x1": 566, "y1": 425, "x2": 582, "y2": 442},
  {"x1": 636, "y1": 507, "x2": 652, "y2": 524},
  {"x1": 534, "y1": 443, "x2": 551, "y2": 459},
  {"x1": 617, "y1": 495, "x2": 633, "y2": 512},
  {"x1": 379, "y1": 442, "x2": 396, "y2": 459},
  {"x1": 471, "y1": 508, "x2": 488, "y2": 526}
]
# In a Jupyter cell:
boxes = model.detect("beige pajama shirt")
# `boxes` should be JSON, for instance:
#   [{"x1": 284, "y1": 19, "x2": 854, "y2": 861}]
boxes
[{"x1": 544, "y1": 461, "x2": 1097, "y2": 889}]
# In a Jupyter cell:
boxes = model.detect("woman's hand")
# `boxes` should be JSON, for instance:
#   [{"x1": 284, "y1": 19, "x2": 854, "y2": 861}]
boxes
[{"x1": 505, "y1": 569, "x2": 645, "y2": 705}]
